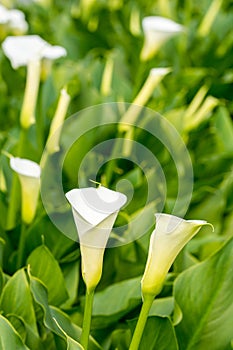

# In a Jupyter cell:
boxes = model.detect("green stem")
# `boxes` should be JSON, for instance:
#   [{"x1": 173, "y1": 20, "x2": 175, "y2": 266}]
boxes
[
  {"x1": 80, "y1": 289, "x2": 95, "y2": 349},
  {"x1": 129, "y1": 295, "x2": 154, "y2": 350},
  {"x1": 6, "y1": 128, "x2": 27, "y2": 230},
  {"x1": 17, "y1": 222, "x2": 27, "y2": 269}
]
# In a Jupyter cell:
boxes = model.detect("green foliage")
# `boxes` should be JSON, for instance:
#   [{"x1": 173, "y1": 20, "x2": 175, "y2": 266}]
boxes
[
  {"x1": 174, "y1": 237, "x2": 233, "y2": 350},
  {"x1": 0, "y1": 0, "x2": 233, "y2": 348}
]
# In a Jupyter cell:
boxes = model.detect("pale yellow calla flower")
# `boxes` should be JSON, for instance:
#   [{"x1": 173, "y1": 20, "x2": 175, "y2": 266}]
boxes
[
  {"x1": 46, "y1": 88, "x2": 71, "y2": 154},
  {"x1": 120, "y1": 67, "x2": 171, "y2": 132},
  {"x1": 140, "y1": 16, "x2": 184, "y2": 61},
  {"x1": 66, "y1": 186, "x2": 127, "y2": 292},
  {"x1": 141, "y1": 213, "x2": 209, "y2": 297},
  {"x1": 10, "y1": 157, "x2": 41, "y2": 225}
]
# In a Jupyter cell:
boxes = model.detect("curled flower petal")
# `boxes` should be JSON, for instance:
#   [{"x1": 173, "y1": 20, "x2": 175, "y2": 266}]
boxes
[
  {"x1": 66, "y1": 186, "x2": 127, "y2": 292},
  {"x1": 141, "y1": 213, "x2": 210, "y2": 297},
  {"x1": 10, "y1": 157, "x2": 41, "y2": 224},
  {"x1": 2, "y1": 35, "x2": 66, "y2": 69},
  {"x1": 140, "y1": 16, "x2": 184, "y2": 61}
]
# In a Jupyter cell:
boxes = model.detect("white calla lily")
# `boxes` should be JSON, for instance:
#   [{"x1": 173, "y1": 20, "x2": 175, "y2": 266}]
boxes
[
  {"x1": 66, "y1": 186, "x2": 127, "y2": 292},
  {"x1": 141, "y1": 213, "x2": 209, "y2": 297},
  {"x1": 10, "y1": 157, "x2": 41, "y2": 224},
  {"x1": 2, "y1": 35, "x2": 66, "y2": 129},
  {"x1": 0, "y1": 5, "x2": 28, "y2": 35},
  {"x1": 130, "y1": 213, "x2": 210, "y2": 350},
  {"x1": 2, "y1": 35, "x2": 67, "y2": 69},
  {"x1": 140, "y1": 16, "x2": 184, "y2": 61}
]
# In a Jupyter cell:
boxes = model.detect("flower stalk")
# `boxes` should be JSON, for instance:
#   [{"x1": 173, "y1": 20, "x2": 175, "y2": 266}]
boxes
[
  {"x1": 129, "y1": 295, "x2": 154, "y2": 350},
  {"x1": 20, "y1": 59, "x2": 41, "y2": 130},
  {"x1": 119, "y1": 68, "x2": 171, "y2": 132},
  {"x1": 100, "y1": 56, "x2": 114, "y2": 96},
  {"x1": 46, "y1": 88, "x2": 70, "y2": 154},
  {"x1": 198, "y1": 0, "x2": 224, "y2": 37},
  {"x1": 129, "y1": 213, "x2": 209, "y2": 350},
  {"x1": 66, "y1": 186, "x2": 127, "y2": 347},
  {"x1": 80, "y1": 289, "x2": 95, "y2": 349}
]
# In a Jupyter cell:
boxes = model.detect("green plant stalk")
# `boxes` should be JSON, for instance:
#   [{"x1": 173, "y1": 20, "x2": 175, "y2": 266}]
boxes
[
  {"x1": 16, "y1": 222, "x2": 27, "y2": 268},
  {"x1": 129, "y1": 294, "x2": 154, "y2": 350},
  {"x1": 80, "y1": 289, "x2": 95, "y2": 349},
  {"x1": 6, "y1": 128, "x2": 27, "y2": 230}
]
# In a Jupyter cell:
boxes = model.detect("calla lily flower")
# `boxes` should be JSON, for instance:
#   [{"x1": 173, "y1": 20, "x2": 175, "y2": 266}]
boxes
[
  {"x1": 10, "y1": 157, "x2": 41, "y2": 225},
  {"x1": 2, "y1": 35, "x2": 67, "y2": 69},
  {"x1": 46, "y1": 88, "x2": 71, "y2": 154},
  {"x1": 0, "y1": 5, "x2": 28, "y2": 36},
  {"x1": 66, "y1": 186, "x2": 127, "y2": 292},
  {"x1": 2, "y1": 35, "x2": 66, "y2": 129},
  {"x1": 141, "y1": 213, "x2": 209, "y2": 297},
  {"x1": 140, "y1": 16, "x2": 184, "y2": 61}
]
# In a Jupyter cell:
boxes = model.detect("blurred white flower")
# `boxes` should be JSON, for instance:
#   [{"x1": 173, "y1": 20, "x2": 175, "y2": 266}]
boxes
[
  {"x1": 120, "y1": 67, "x2": 171, "y2": 131},
  {"x1": 140, "y1": 16, "x2": 184, "y2": 61},
  {"x1": 0, "y1": 4, "x2": 28, "y2": 35},
  {"x1": 2, "y1": 35, "x2": 67, "y2": 129},
  {"x1": 2, "y1": 35, "x2": 67, "y2": 69},
  {"x1": 46, "y1": 88, "x2": 71, "y2": 154},
  {"x1": 10, "y1": 157, "x2": 41, "y2": 224},
  {"x1": 66, "y1": 186, "x2": 127, "y2": 292},
  {"x1": 141, "y1": 213, "x2": 209, "y2": 297}
]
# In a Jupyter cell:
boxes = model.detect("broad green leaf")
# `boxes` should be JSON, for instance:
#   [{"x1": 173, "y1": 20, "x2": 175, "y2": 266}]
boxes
[
  {"x1": 129, "y1": 316, "x2": 178, "y2": 350},
  {"x1": 110, "y1": 329, "x2": 131, "y2": 350},
  {"x1": 29, "y1": 274, "x2": 100, "y2": 350},
  {"x1": 53, "y1": 318, "x2": 84, "y2": 350},
  {"x1": 0, "y1": 315, "x2": 29, "y2": 350},
  {"x1": 174, "y1": 237, "x2": 233, "y2": 350},
  {"x1": 0, "y1": 269, "x2": 40, "y2": 349},
  {"x1": 25, "y1": 214, "x2": 77, "y2": 260},
  {"x1": 7, "y1": 315, "x2": 27, "y2": 343},
  {"x1": 61, "y1": 261, "x2": 80, "y2": 308},
  {"x1": 149, "y1": 297, "x2": 174, "y2": 317},
  {"x1": 91, "y1": 276, "x2": 141, "y2": 328},
  {"x1": 27, "y1": 245, "x2": 69, "y2": 306},
  {"x1": 50, "y1": 308, "x2": 101, "y2": 350}
]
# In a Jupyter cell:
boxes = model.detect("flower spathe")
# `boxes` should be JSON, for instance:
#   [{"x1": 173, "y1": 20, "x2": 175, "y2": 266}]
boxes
[
  {"x1": 10, "y1": 157, "x2": 41, "y2": 224},
  {"x1": 141, "y1": 213, "x2": 209, "y2": 297},
  {"x1": 140, "y1": 16, "x2": 184, "y2": 61},
  {"x1": 46, "y1": 88, "x2": 71, "y2": 154},
  {"x1": 66, "y1": 186, "x2": 127, "y2": 292},
  {"x1": 2, "y1": 35, "x2": 67, "y2": 69},
  {"x1": 0, "y1": 4, "x2": 28, "y2": 35}
]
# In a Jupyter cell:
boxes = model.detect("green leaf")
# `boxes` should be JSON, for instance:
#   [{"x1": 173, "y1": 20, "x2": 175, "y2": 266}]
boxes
[
  {"x1": 29, "y1": 273, "x2": 101, "y2": 350},
  {"x1": 110, "y1": 329, "x2": 131, "y2": 350},
  {"x1": 0, "y1": 315, "x2": 29, "y2": 350},
  {"x1": 0, "y1": 269, "x2": 40, "y2": 348},
  {"x1": 27, "y1": 245, "x2": 69, "y2": 306},
  {"x1": 53, "y1": 318, "x2": 84, "y2": 350},
  {"x1": 149, "y1": 297, "x2": 174, "y2": 317},
  {"x1": 91, "y1": 276, "x2": 141, "y2": 328},
  {"x1": 61, "y1": 261, "x2": 80, "y2": 308},
  {"x1": 174, "y1": 237, "x2": 233, "y2": 350},
  {"x1": 129, "y1": 316, "x2": 178, "y2": 350},
  {"x1": 7, "y1": 315, "x2": 27, "y2": 343},
  {"x1": 25, "y1": 214, "x2": 77, "y2": 261}
]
